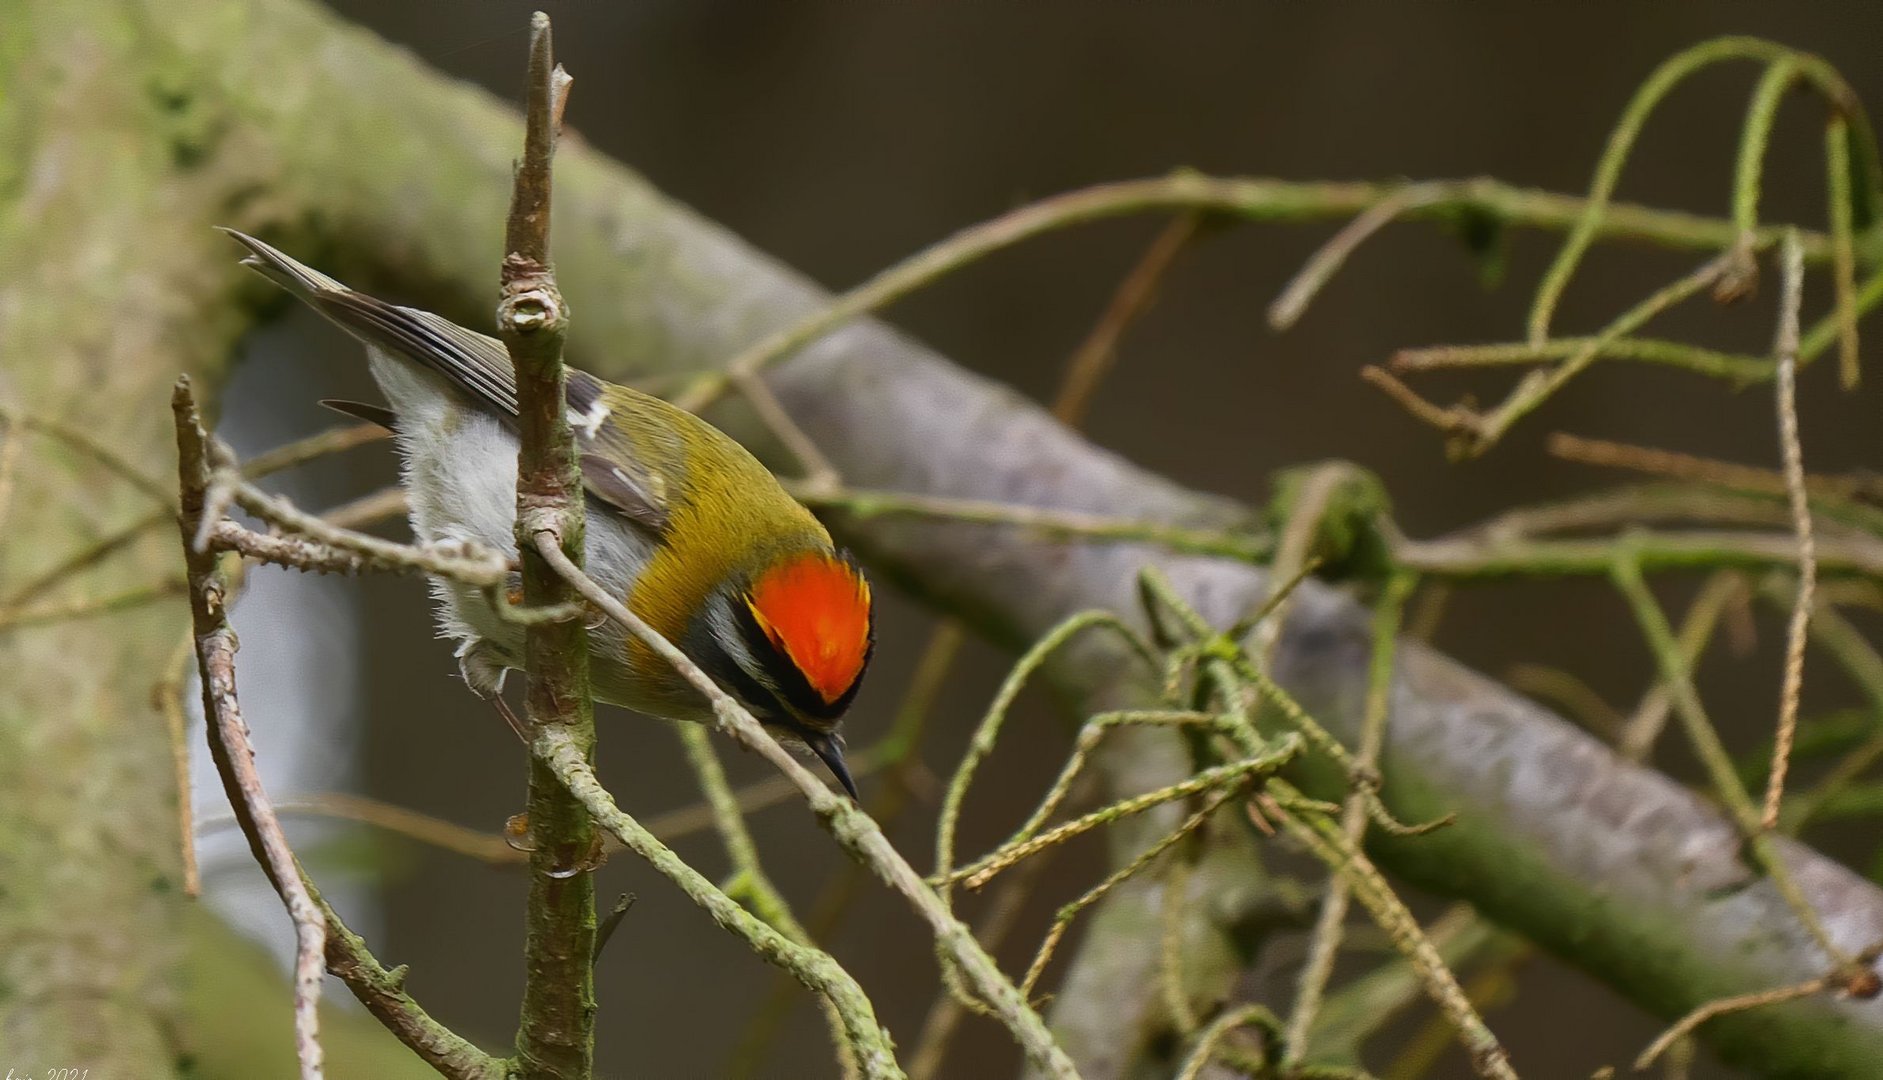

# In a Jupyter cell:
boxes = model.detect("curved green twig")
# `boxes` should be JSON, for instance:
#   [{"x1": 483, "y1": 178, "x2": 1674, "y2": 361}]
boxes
[{"x1": 1529, "y1": 36, "x2": 1882, "y2": 345}]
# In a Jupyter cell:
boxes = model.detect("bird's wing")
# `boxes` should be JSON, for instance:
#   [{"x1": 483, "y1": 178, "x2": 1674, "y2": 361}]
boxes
[
  {"x1": 223, "y1": 228, "x2": 672, "y2": 534},
  {"x1": 566, "y1": 370, "x2": 675, "y2": 533},
  {"x1": 319, "y1": 399, "x2": 400, "y2": 431}
]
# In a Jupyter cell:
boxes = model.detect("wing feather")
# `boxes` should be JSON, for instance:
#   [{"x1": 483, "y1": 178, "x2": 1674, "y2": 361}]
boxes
[{"x1": 223, "y1": 228, "x2": 672, "y2": 534}]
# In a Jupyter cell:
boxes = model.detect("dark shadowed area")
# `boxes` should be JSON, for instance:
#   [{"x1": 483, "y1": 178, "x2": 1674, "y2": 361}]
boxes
[{"x1": 219, "y1": 3, "x2": 1883, "y2": 1076}]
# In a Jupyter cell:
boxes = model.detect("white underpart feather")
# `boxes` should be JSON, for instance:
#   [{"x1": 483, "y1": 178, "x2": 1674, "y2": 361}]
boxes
[{"x1": 364, "y1": 347, "x2": 657, "y2": 706}]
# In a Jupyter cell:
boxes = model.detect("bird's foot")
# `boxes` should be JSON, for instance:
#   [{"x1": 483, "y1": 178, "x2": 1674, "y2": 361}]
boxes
[
  {"x1": 504, "y1": 811, "x2": 609, "y2": 877},
  {"x1": 456, "y1": 637, "x2": 511, "y2": 699}
]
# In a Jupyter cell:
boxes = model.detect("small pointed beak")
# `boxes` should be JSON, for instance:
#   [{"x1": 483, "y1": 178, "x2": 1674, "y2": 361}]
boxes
[{"x1": 804, "y1": 731, "x2": 859, "y2": 800}]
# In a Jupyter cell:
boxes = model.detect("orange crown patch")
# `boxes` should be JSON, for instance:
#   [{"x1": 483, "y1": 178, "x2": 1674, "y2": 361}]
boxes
[{"x1": 746, "y1": 553, "x2": 873, "y2": 705}]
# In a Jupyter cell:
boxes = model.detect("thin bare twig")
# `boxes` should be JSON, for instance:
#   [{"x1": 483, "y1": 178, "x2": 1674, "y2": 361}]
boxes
[
  {"x1": 0, "y1": 578, "x2": 187, "y2": 632},
  {"x1": 1550, "y1": 434, "x2": 1796, "y2": 496},
  {"x1": 154, "y1": 632, "x2": 202, "y2": 898},
  {"x1": 1634, "y1": 975, "x2": 1833, "y2": 1070},
  {"x1": 2, "y1": 422, "x2": 392, "y2": 608},
  {"x1": 1506, "y1": 663, "x2": 1625, "y2": 739},
  {"x1": 1547, "y1": 433, "x2": 1883, "y2": 541},
  {"x1": 1058, "y1": 215, "x2": 1201, "y2": 422},
  {"x1": 1825, "y1": 115, "x2": 1862, "y2": 388},
  {"x1": 222, "y1": 475, "x2": 507, "y2": 584},
  {"x1": 4, "y1": 408, "x2": 177, "y2": 507},
  {"x1": 318, "y1": 485, "x2": 410, "y2": 531},
  {"x1": 670, "y1": 166, "x2": 1844, "y2": 416},
  {"x1": 1270, "y1": 183, "x2": 1452, "y2": 330},
  {"x1": 1396, "y1": 525, "x2": 1883, "y2": 580},
  {"x1": 1618, "y1": 572, "x2": 1750, "y2": 762},
  {"x1": 795, "y1": 485, "x2": 1267, "y2": 562},
  {"x1": 176, "y1": 389, "x2": 326, "y2": 1080},
  {"x1": 241, "y1": 422, "x2": 390, "y2": 477},
  {"x1": 729, "y1": 368, "x2": 842, "y2": 496},
  {"x1": 1391, "y1": 337, "x2": 1770, "y2": 383},
  {"x1": 1248, "y1": 462, "x2": 1360, "y2": 669},
  {"x1": 1461, "y1": 255, "x2": 1733, "y2": 457},
  {"x1": 203, "y1": 741, "x2": 902, "y2": 867},
  {"x1": 1765, "y1": 231, "x2": 1816, "y2": 830}
]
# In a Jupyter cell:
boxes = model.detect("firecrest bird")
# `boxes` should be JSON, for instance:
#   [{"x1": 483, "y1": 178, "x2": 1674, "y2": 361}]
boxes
[{"x1": 223, "y1": 230, "x2": 873, "y2": 797}]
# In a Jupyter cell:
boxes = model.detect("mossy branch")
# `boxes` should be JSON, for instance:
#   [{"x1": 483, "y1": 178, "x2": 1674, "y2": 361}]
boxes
[{"x1": 498, "y1": 16, "x2": 597, "y2": 1079}]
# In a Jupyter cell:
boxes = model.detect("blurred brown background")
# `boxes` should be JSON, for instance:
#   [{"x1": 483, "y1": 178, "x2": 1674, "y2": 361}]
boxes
[{"x1": 218, "y1": 3, "x2": 1883, "y2": 1077}]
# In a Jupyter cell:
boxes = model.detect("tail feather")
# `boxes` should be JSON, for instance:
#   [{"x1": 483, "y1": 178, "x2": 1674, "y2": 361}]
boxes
[
  {"x1": 220, "y1": 228, "x2": 521, "y2": 418},
  {"x1": 219, "y1": 227, "x2": 352, "y2": 298}
]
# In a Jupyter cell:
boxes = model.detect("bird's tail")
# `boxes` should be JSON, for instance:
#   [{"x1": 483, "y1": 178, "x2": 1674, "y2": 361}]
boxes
[
  {"x1": 220, "y1": 228, "x2": 521, "y2": 417},
  {"x1": 220, "y1": 227, "x2": 353, "y2": 300}
]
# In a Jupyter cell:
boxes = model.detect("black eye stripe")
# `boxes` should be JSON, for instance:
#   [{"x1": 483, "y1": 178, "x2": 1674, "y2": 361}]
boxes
[
  {"x1": 721, "y1": 655, "x2": 788, "y2": 720},
  {"x1": 687, "y1": 614, "x2": 788, "y2": 719}
]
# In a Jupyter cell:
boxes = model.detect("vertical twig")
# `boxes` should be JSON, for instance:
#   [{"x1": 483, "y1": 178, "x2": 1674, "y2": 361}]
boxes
[
  {"x1": 1765, "y1": 231, "x2": 1816, "y2": 830},
  {"x1": 173, "y1": 383, "x2": 326, "y2": 1080},
  {"x1": 500, "y1": 14, "x2": 597, "y2": 1079},
  {"x1": 1618, "y1": 572, "x2": 1747, "y2": 763},
  {"x1": 728, "y1": 368, "x2": 842, "y2": 495},
  {"x1": 153, "y1": 630, "x2": 202, "y2": 897},
  {"x1": 1825, "y1": 116, "x2": 1862, "y2": 388},
  {"x1": 1247, "y1": 464, "x2": 1355, "y2": 669},
  {"x1": 1722, "y1": 59, "x2": 1800, "y2": 298}
]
